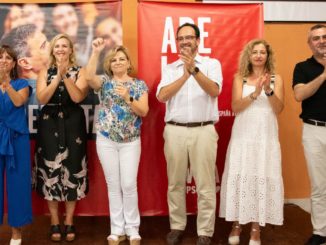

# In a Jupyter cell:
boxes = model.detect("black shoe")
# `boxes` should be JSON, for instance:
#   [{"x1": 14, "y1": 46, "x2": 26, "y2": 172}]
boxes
[
  {"x1": 50, "y1": 225, "x2": 61, "y2": 242},
  {"x1": 166, "y1": 229, "x2": 184, "y2": 245},
  {"x1": 196, "y1": 236, "x2": 212, "y2": 245},
  {"x1": 305, "y1": 234, "x2": 326, "y2": 245},
  {"x1": 64, "y1": 225, "x2": 76, "y2": 242}
]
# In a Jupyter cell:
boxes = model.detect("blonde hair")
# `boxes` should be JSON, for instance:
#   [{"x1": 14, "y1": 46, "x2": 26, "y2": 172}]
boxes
[
  {"x1": 49, "y1": 33, "x2": 77, "y2": 67},
  {"x1": 103, "y1": 45, "x2": 133, "y2": 77},
  {"x1": 237, "y1": 39, "x2": 275, "y2": 77}
]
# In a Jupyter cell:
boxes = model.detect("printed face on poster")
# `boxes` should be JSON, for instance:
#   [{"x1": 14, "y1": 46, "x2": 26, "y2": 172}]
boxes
[{"x1": 0, "y1": 2, "x2": 122, "y2": 137}]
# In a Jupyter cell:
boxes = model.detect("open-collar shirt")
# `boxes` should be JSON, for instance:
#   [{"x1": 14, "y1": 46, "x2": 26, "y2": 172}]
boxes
[{"x1": 157, "y1": 54, "x2": 223, "y2": 123}]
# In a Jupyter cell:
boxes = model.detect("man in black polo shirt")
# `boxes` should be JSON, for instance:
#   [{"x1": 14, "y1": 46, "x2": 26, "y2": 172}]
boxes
[{"x1": 293, "y1": 24, "x2": 326, "y2": 245}]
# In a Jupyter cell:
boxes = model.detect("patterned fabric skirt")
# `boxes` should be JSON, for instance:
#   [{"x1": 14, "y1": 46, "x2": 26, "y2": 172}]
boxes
[{"x1": 34, "y1": 104, "x2": 88, "y2": 201}]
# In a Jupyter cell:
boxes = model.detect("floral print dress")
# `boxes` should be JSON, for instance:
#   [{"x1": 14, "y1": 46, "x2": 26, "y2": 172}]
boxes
[
  {"x1": 34, "y1": 66, "x2": 88, "y2": 201},
  {"x1": 97, "y1": 75, "x2": 148, "y2": 143}
]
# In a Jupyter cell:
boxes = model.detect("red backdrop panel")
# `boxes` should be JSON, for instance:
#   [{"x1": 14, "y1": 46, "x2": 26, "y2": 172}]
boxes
[{"x1": 137, "y1": 2, "x2": 263, "y2": 215}]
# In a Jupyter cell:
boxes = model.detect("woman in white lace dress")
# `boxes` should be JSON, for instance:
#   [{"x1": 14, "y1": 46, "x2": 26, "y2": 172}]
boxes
[{"x1": 219, "y1": 39, "x2": 284, "y2": 245}]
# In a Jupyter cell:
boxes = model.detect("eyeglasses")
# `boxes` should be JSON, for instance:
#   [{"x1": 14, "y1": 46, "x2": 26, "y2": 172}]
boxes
[{"x1": 176, "y1": 35, "x2": 197, "y2": 42}]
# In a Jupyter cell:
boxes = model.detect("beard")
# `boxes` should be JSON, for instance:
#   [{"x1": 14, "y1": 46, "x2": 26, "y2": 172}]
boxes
[{"x1": 311, "y1": 42, "x2": 326, "y2": 57}]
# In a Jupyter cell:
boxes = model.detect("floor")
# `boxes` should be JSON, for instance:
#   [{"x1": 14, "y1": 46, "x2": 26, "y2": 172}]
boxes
[{"x1": 0, "y1": 204, "x2": 312, "y2": 244}]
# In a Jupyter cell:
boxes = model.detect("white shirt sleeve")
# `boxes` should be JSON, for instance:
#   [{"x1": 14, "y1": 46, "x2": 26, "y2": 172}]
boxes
[
  {"x1": 207, "y1": 58, "x2": 223, "y2": 93},
  {"x1": 156, "y1": 64, "x2": 176, "y2": 99}
]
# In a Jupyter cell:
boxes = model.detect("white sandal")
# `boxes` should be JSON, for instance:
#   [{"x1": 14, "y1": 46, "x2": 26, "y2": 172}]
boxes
[
  {"x1": 107, "y1": 234, "x2": 126, "y2": 245},
  {"x1": 228, "y1": 224, "x2": 241, "y2": 245},
  {"x1": 249, "y1": 228, "x2": 261, "y2": 245},
  {"x1": 10, "y1": 238, "x2": 22, "y2": 245},
  {"x1": 128, "y1": 234, "x2": 141, "y2": 245}
]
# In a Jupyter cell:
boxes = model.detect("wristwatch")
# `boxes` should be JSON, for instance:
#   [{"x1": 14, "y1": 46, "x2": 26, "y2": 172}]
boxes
[
  {"x1": 191, "y1": 67, "x2": 200, "y2": 76},
  {"x1": 127, "y1": 96, "x2": 134, "y2": 105}
]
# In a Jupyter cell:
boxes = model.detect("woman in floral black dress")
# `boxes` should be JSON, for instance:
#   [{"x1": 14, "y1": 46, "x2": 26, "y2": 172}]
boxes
[{"x1": 35, "y1": 33, "x2": 89, "y2": 242}]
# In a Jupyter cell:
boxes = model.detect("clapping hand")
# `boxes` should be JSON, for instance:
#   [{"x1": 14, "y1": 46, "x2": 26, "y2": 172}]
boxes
[
  {"x1": 0, "y1": 65, "x2": 10, "y2": 90},
  {"x1": 261, "y1": 73, "x2": 272, "y2": 92},
  {"x1": 0, "y1": 66, "x2": 6, "y2": 82},
  {"x1": 55, "y1": 62, "x2": 66, "y2": 80},
  {"x1": 1, "y1": 77, "x2": 9, "y2": 91},
  {"x1": 179, "y1": 47, "x2": 195, "y2": 75},
  {"x1": 320, "y1": 53, "x2": 326, "y2": 81},
  {"x1": 115, "y1": 82, "x2": 129, "y2": 101},
  {"x1": 253, "y1": 73, "x2": 269, "y2": 97}
]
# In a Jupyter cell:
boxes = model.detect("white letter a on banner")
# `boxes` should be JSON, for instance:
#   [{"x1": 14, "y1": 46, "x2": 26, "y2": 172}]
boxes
[{"x1": 162, "y1": 17, "x2": 177, "y2": 53}]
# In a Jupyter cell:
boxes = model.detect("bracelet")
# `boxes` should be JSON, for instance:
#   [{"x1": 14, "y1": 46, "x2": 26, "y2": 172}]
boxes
[
  {"x1": 265, "y1": 89, "x2": 274, "y2": 97},
  {"x1": 249, "y1": 93, "x2": 257, "y2": 100}
]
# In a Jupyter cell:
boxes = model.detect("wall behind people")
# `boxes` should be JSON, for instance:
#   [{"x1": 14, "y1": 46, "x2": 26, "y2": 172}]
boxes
[
  {"x1": 123, "y1": 0, "x2": 312, "y2": 203},
  {"x1": 264, "y1": 24, "x2": 312, "y2": 199},
  {"x1": 0, "y1": 0, "x2": 313, "y2": 206},
  {"x1": 125, "y1": 0, "x2": 311, "y2": 205}
]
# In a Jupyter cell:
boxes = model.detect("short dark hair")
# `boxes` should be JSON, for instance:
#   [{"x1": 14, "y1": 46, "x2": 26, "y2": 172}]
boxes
[
  {"x1": 176, "y1": 23, "x2": 200, "y2": 39},
  {"x1": 0, "y1": 24, "x2": 37, "y2": 59},
  {"x1": 310, "y1": 24, "x2": 326, "y2": 32},
  {"x1": 0, "y1": 45, "x2": 18, "y2": 79},
  {"x1": 308, "y1": 24, "x2": 326, "y2": 43}
]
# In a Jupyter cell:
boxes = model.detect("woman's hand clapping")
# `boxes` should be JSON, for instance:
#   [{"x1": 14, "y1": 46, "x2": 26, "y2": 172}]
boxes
[
  {"x1": 261, "y1": 73, "x2": 273, "y2": 93},
  {"x1": 252, "y1": 73, "x2": 272, "y2": 98},
  {"x1": 115, "y1": 82, "x2": 130, "y2": 102},
  {"x1": 0, "y1": 67, "x2": 6, "y2": 83}
]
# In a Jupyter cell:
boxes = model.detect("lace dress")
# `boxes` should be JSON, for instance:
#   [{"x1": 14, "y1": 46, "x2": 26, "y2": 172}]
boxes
[{"x1": 219, "y1": 83, "x2": 284, "y2": 226}]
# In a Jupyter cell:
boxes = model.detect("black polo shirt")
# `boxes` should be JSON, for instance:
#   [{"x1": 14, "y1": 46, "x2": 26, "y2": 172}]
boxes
[{"x1": 293, "y1": 56, "x2": 326, "y2": 121}]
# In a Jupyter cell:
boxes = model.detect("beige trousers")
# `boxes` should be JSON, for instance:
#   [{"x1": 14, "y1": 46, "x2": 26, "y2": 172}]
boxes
[
  {"x1": 163, "y1": 124, "x2": 218, "y2": 237},
  {"x1": 302, "y1": 123, "x2": 326, "y2": 236}
]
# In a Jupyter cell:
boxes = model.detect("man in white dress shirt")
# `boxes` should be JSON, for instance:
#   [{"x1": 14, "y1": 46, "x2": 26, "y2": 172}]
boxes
[{"x1": 156, "y1": 22, "x2": 223, "y2": 245}]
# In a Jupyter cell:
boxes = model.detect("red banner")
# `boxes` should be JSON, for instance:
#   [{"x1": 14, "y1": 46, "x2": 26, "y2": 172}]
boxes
[{"x1": 137, "y1": 2, "x2": 263, "y2": 215}]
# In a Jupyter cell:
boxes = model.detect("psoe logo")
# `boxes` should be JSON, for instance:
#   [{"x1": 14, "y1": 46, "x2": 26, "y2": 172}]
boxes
[{"x1": 186, "y1": 167, "x2": 220, "y2": 194}]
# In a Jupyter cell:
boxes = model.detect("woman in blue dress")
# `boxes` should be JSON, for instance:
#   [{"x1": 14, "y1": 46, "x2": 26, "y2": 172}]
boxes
[{"x1": 0, "y1": 45, "x2": 32, "y2": 245}]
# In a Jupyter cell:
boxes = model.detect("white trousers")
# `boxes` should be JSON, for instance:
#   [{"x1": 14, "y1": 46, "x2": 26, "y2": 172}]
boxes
[
  {"x1": 96, "y1": 133, "x2": 141, "y2": 236},
  {"x1": 302, "y1": 123, "x2": 326, "y2": 236}
]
